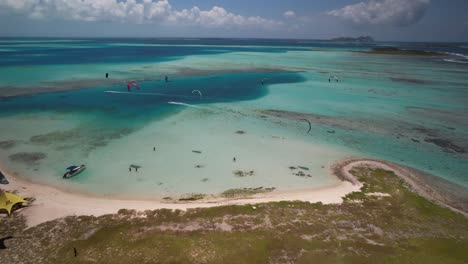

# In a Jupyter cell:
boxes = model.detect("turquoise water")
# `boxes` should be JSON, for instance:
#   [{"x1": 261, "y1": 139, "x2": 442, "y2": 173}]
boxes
[{"x1": 0, "y1": 38, "x2": 467, "y2": 198}]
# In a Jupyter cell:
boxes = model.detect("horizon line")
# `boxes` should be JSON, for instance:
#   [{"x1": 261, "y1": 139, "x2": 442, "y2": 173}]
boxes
[{"x1": 0, "y1": 36, "x2": 466, "y2": 44}]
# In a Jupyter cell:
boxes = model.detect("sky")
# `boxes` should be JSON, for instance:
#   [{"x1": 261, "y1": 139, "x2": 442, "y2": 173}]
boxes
[{"x1": 0, "y1": 0, "x2": 467, "y2": 42}]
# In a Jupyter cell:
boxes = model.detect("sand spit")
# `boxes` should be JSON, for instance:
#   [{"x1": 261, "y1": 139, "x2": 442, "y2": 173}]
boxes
[{"x1": 333, "y1": 158, "x2": 468, "y2": 217}]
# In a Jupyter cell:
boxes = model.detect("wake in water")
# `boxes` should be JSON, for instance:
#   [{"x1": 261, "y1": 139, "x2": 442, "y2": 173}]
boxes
[{"x1": 167, "y1": 101, "x2": 210, "y2": 109}]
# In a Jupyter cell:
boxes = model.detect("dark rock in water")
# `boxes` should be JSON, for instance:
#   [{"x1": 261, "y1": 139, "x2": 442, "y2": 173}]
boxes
[
  {"x1": 195, "y1": 165, "x2": 204, "y2": 168},
  {"x1": 288, "y1": 166, "x2": 297, "y2": 170},
  {"x1": 411, "y1": 138, "x2": 420, "y2": 143},
  {"x1": 130, "y1": 164, "x2": 141, "y2": 169},
  {"x1": 201, "y1": 178, "x2": 209, "y2": 182},
  {"x1": 178, "y1": 193, "x2": 206, "y2": 201},
  {"x1": 192, "y1": 150, "x2": 202, "y2": 154},
  {"x1": 9, "y1": 152, "x2": 47, "y2": 165},
  {"x1": 327, "y1": 130, "x2": 335, "y2": 134},
  {"x1": 0, "y1": 140, "x2": 17, "y2": 149},
  {"x1": 253, "y1": 186, "x2": 263, "y2": 190},
  {"x1": 233, "y1": 170, "x2": 255, "y2": 177},
  {"x1": 424, "y1": 138, "x2": 466, "y2": 153},
  {"x1": 235, "y1": 130, "x2": 246, "y2": 134},
  {"x1": 162, "y1": 197, "x2": 172, "y2": 200},
  {"x1": 298, "y1": 166, "x2": 309, "y2": 171},
  {"x1": 413, "y1": 127, "x2": 438, "y2": 137},
  {"x1": 294, "y1": 171, "x2": 306, "y2": 177}
]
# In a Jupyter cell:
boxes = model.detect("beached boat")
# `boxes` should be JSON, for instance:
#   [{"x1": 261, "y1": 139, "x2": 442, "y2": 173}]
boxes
[{"x1": 63, "y1": 165, "x2": 86, "y2": 179}]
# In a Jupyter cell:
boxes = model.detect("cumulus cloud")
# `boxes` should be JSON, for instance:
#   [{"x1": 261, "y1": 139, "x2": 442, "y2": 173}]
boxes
[
  {"x1": 283, "y1": 10, "x2": 296, "y2": 19},
  {"x1": 0, "y1": 0, "x2": 280, "y2": 29},
  {"x1": 170, "y1": 6, "x2": 280, "y2": 29},
  {"x1": 328, "y1": 0, "x2": 430, "y2": 27}
]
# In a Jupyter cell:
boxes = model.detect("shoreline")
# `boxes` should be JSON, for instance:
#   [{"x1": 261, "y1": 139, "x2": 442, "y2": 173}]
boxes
[
  {"x1": 1, "y1": 163, "x2": 361, "y2": 227},
  {"x1": 2, "y1": 158, "x2": 467, "y2": 227}
]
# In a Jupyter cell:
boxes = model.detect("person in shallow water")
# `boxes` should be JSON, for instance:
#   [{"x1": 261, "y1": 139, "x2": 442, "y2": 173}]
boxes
[
  {"x1": 105, "y1": 73, "x2": 109, "y2": 78},
  {"x1": 153, "y1": 147, "x2": 156, "y2": 151},
  {"x1": 233, "y1": 157, "x2": 236, "y2": 162}
]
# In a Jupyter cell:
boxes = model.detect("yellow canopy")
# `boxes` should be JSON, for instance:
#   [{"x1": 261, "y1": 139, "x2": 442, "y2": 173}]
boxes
[{"x1": 0, "y1": 191, "x2": 28, "y2": 216}]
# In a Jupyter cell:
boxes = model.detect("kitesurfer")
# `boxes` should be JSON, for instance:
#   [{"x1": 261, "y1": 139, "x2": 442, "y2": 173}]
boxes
[
  {"x1": 127, "y1": 81, "x2": 139, "y2": 92},
  {"x1": 300, "y1": 119, "x2": 312, "y2": 134}
]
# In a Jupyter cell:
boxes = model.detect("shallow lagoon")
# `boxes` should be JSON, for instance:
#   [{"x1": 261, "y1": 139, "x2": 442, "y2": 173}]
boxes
[{"x1": 0, "y1": 38, "x2": 467, "y2": 197}]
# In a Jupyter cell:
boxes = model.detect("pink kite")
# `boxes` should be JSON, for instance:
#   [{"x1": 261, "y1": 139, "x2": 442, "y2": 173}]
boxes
[{"x1": 127, "y1": 81, "x2": 140, "y2": 92}]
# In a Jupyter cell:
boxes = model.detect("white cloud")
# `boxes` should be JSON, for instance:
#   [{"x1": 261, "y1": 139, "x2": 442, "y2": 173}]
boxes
[
  {"x1": 328, "y1": 0, "x2": 430, "y2": 27},
  {"x1": 283, "y1": 10, "x2": 296, "y2": 19},
  {"x1": 171, "y1": 6, "x2": 280, "y2": 29},
  {"x1": 0, "y1": 0, "x2": 280, "y2": 29}
]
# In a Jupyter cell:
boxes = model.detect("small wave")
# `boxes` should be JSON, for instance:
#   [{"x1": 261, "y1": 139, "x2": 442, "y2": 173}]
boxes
[
  {"x1": 443, "y1": 59, "x2": 468, "y2": 64},
  {"x1": 445, "y1": 52, "x2": 468, "y2": 59}
]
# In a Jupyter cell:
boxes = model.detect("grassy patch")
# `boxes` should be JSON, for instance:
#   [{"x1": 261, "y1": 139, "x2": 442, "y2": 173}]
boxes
[
  {"x1": 2, "y1": 167, "x2": 467, "y2": 263},
  {"x1": 220, "y1": 187, "x2": 275, "y2": 198}
]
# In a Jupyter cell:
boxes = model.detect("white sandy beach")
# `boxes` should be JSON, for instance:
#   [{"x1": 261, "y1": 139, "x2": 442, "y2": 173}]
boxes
[
  {"x1": 2, "y1": 163, "x2": 361, "y2": 227},
  {"x1": 3, "y1": 158, "x2": 466, "y2": 227}
]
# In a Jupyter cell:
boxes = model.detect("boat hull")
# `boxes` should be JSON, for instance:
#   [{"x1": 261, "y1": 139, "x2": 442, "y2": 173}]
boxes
[{"x1": 63, "y1": 166, "x2": 86, "y2": 179}]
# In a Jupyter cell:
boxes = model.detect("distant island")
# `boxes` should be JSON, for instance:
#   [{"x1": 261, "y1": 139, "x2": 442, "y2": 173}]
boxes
[
  {"x1": 361, "y1": 47, "x2": 445, "y2": 56},
  {"x1": 330, "y1": 36, "x2": 374, "y2": 42}
]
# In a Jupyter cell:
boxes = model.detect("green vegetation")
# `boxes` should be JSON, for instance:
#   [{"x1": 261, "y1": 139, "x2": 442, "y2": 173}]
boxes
[
  {"x1": 221, "y1": 187, "x2": 275, "y2": 198},
  {"x1": 178, "y1": 193, "x2": 206, "y2": 201},
  {"x1": 1, "y1": 167, "x2": 467, "y2": 263}
]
